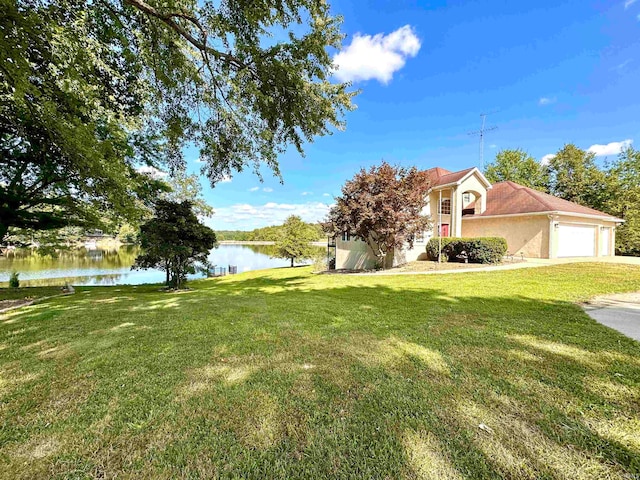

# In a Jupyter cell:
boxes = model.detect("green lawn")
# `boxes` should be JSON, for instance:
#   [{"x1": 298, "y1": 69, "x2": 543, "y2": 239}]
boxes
[
  {"x1": 1, "y1": 264, "x2": 640, "y2": 479},
  {"x1": 0, "y1": 286, "x2": 62, "y2": 302}
]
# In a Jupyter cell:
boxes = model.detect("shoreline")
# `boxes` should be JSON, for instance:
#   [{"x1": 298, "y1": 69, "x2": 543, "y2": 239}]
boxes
[{"x1": 219, "y1": 240, "x2": 327, "y2": 246}]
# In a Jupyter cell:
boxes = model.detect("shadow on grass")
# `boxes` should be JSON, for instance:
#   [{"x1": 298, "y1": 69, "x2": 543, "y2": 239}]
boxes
[{"x1": 0, "y1": 268, "x2": 639, "y2": 478}]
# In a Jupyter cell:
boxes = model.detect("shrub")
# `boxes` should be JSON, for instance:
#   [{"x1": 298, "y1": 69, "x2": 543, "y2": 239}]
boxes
[
  {"x1": 9, "y1": 271, "x2": 20, "y2": 288},
  {"x1": 311, "y1": 251, "x2": 328, "y2": 273},
  {"x1": 466, "y1": 237, "x2": 508, "y2": 264},
  {"x1": 425, "y1": 237, "x2": 456, "y2": 261},
  {"x1": 426, "y1": 237, "x2": 507, "y2": 264}
]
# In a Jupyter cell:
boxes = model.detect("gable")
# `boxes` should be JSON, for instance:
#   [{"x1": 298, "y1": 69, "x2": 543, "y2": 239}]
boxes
[{"x1": 427, "y1": 167, "x2": 491, "y2": 190}]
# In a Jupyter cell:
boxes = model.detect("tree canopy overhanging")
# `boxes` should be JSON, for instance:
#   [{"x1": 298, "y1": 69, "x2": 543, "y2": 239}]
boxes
[{"x1": 0, "y1": 0, "x2": 355, "y2": 242}]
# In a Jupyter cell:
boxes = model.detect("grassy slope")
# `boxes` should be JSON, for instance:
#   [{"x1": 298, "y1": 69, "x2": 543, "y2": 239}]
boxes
[
  {"x1": 1, "y1": 264, "x2": 639, "y2": 479},
  {"x1": 0, "y1": 287, "x2": 62, "y2": 302}
]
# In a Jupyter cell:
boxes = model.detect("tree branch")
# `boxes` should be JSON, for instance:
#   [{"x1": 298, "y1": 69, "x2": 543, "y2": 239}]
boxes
[{"x1": 123, "y1": 0, "x2": 248, "y2": 71}]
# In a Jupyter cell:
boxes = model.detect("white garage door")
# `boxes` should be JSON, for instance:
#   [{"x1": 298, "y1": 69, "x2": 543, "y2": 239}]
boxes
[{"x1": 557, "y1": 224, "x2": 596, "y2": 257}]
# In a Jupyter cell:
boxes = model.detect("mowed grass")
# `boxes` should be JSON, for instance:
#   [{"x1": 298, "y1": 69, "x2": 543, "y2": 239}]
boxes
[
  {"x1": 1, "y1": 264, "x2": 640, "y2": 479},
  {"x1": 0, "y1": 286, "x2": 62, "y2": 302}
]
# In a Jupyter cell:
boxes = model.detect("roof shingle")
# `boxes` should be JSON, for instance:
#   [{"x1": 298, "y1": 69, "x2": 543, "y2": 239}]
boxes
[
  {"x1": 425, "y1": 167, "x2": 476, "y2": 188},
  {"x1": 472, "y1": 181, "x2": 620, "y2": 219}
]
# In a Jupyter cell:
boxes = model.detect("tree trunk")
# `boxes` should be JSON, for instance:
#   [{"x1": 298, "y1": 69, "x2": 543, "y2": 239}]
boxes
[
  {"x1": 0, "y1": 224, "x2": 8, "y2": 246},
  {"x1": 291, "y1": 257, "x2": 294, "y2": 267}
]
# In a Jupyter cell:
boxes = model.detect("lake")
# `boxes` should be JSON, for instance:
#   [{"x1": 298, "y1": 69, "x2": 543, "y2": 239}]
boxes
[{"x1": 0, "y1": 244, "x2": 325, "y2": 286}]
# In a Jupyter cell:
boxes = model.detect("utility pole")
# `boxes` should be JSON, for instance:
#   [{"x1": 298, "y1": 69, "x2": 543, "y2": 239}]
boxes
[{"x1": 468, "y1": 113, "x2": 498, "y2": 170}]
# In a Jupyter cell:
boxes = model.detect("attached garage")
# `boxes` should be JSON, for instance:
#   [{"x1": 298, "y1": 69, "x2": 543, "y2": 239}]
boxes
[
  {"x1": 459, "y1": 181, "x2": 623, "y2": 259},
  {"x1": 556, "y1": 224, "x2": 596, "y2": 257}
]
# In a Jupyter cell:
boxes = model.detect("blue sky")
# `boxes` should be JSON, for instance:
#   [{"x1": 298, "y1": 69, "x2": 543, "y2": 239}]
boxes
[{"x1": 182, "y1": 0, "x2": 640, "y2": 230}]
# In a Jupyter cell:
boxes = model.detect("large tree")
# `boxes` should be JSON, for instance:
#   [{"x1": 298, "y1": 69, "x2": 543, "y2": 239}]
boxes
[
  {"x1": 327, "y1": 162, "x2": 431, "y2": 268},
  {"x1": 1, "y1": 0, "x2": 355, "y2": 243},
  {"x1": 547, "y1": 144, "x2": 608, "y2": 210},
  {"x1": 1, "y1": 0, "x2": 165, "y2": 243},
  {"x1": 484, "y1": 149, "x2": 549, "y2": 191},
  {"x1": 133, "y1": 200, "x2": 217, "y2": 289},
  {"x1": 273, "y1": 215, "x2": 317, "y2": 267},
  {"x1": 603, "y1": 147, "x2": 640, "y2": 256}
]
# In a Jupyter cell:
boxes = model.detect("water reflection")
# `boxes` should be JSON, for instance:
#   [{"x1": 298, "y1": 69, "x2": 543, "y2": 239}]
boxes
[{"x1": 0, "y1": 244, "x2": 323, "y2": 286}]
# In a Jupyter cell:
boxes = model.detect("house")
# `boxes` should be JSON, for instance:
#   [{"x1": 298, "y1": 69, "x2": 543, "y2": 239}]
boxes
[{"x1": 334, "y1": 166, "x2": 623, "y2": 269}]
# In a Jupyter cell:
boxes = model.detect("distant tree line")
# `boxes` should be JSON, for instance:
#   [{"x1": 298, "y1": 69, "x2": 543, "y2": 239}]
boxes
[
  {"x1": 216, "y1": 223, "x2": 326, "y2": 242},
  {"x1": 484, "y1": 145, "x2": 640, "y2": 256}
]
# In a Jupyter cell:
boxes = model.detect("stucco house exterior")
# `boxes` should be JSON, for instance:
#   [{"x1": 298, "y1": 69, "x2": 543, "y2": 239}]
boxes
[{"x1": 334, "y1": 166, "x2": 623, "y2": 270}]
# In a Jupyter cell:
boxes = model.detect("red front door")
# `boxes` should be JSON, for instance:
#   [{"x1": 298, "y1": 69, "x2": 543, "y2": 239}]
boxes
[{"x1": 441, "y1": 224, "x2": 449, "y2": 237}]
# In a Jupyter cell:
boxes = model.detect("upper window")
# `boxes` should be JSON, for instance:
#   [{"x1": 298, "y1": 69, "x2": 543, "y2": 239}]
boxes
[
  {"x1": 342, "y1": 232, "x2": 358, "y2": 242},
  {"x1": 462, "y1": 193, "x2": 471, "y2": 204},
  {"x1": 439, "y1": 198, "x2": 451, "y2": 215}
]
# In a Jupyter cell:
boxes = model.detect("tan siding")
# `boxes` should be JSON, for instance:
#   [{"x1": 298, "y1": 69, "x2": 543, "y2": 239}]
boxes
[
  {"x1": 461, "y1": 215, "x2": 550, "y2": 258},
  {"x1": 335, "y1": 238, "x2": 378, "y2": 269}
]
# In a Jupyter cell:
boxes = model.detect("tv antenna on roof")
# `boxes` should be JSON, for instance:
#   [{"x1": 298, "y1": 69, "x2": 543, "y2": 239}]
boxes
[{"x1": 468, "y1": 112, "x2": 498, "y2": 170}]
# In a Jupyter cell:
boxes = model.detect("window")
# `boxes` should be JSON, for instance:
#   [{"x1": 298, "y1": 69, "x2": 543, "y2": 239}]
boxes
[
  {"x1": 439, "y1": 198, "x2": 451, "y2": 215},
  {"x1": 463, "y1": 193, "x2": 471, "y2": 204},
  {"x1": 341, "y1": 232, "x2": 358, "y2": 241}
]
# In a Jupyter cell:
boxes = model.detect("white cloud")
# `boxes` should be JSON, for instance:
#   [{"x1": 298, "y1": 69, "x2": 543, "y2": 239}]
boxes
[
  {"x1": 195, "y1": 157, "x2": 205, "y2": 164},
  {"x1": 249, "y1": 186, "x2": 260, "y2": 192},
  {"x1": 219, "y1": 175, "x2": 232, "y2": 183},
  {"x1": 538, "y1": 96, "x2": 556, "y2": 106},
  {"x1": 263, "y1": 187, "x2": 273, "y2": 192},
  {"x1": 301, "y1": 191, "x2": 313, "y2": 196},
  {"x1": 625, "y1": 0, "x2": 637, "y2": 8},
  {"x1": 540, "y1": 154, "x2": 555, "y2": 165},
  {"x1": 206, "y1": 202, "x2": 332, "y2": 230},
  {"x1": 614, "y1": 59, "x2": 632, "y2": 72},
  {"x1": 323, "y1": 193, "x2": 331, "y2": 197},
  {"x1": 587, "y1": 139, "x2": 633, "y2": 156},
  {"x1": 333, "y1": 25, "x2": 421, "y2": 84},
  {"x1": 136, "y1": 165, "x2": 168, "y2": 180}
]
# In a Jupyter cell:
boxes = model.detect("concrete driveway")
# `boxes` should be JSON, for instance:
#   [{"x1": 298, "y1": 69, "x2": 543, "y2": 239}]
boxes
[{"x1": 583, "y1": 292, "x2": 640, "y2": 341}]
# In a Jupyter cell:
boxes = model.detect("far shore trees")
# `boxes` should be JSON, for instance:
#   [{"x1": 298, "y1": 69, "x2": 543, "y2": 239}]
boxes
[
  {"x1": 217, "y1": 223, "x2": 325, "y2": 242},
  {"x1": 327, "y1": 162, "x2": 431, "y2": 269},
  {"x1": 274, "y1": 215, "x2": 318, "y2": 267},
  {"x1": 133, "y1": 201, "x2": 217, "y2": 289}
]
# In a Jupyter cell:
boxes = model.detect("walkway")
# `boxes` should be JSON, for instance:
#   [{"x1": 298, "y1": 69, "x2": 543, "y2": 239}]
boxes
[
  {"x1": 356, "y1": 255, "x2": 640, "y2": 276},
  {"x1": 583, "y1": 292, "x2": 640, "y2": 342}
]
